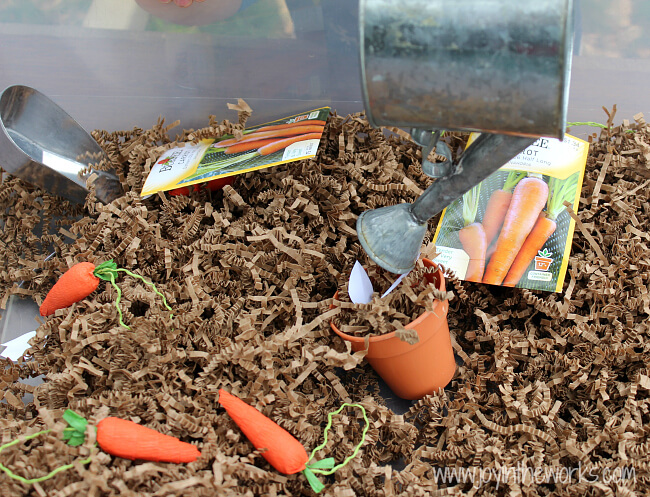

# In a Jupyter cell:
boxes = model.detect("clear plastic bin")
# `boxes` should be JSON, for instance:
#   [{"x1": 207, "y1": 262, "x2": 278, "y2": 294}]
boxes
[
  {"x1": 2, "y1": 0, "x2": 650, "y2": 350},
  {"x1": 0, "y1": 0, "x2": 649, "y2": 137},
  {"x1": 0, "y1": 0, "x2": 362, "y2": 132}
]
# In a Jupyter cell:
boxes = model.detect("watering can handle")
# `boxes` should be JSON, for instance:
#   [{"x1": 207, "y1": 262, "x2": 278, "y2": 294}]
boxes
[
  {"x1": 410, "y1": 129, "x2": 454, "y2": 178},
  {"x1": 410, "y1": 133, "x2": 536, "y2": 225}
]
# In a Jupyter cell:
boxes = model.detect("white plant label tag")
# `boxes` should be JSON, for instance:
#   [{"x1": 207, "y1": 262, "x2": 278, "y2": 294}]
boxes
[
  {"x1": 0, "y1": 331, "x2": 36, "y2": 361},
  {"x1": 348, "y1": 261, "x2": 374, "y2": 304}
]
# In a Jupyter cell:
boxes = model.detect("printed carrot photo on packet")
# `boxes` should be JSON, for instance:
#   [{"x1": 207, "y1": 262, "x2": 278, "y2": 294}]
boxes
[{"x1": 432, "y1": 133, "x2": 589, "y2": 292}]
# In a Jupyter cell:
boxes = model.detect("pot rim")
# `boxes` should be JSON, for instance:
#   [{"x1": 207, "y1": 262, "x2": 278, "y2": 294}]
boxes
[{"x1": 330, "y1": 258, "x2": 446, "y2": 344}]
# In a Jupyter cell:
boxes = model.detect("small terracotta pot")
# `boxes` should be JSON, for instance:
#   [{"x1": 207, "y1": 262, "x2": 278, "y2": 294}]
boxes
[{"x1": 331, "y1": 259, "x2": 456, "y2": 400}]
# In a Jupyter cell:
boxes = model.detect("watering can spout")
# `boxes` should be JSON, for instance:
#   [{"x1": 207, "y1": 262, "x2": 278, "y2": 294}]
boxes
[
  {"x1": 357, "y1": 134, "x2": 536, "y2": 274},
  {"x1": 357, "y1": 204, "x2": 427, "y2": 275}
]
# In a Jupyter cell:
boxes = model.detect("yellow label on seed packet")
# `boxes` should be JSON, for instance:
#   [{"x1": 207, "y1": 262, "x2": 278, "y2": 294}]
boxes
[
  {"x1": 141, "y1": 107, "x2": 330, "y2": 196},
  {"x1": 502, "y1": 136, "x2": 589, "y2": 180},
  {"x1": 142, "y1": 140, "x2": 214, "y2": 195},
  {"x1": 432, "y1": 133, "x2": 588, "y2": 293}
]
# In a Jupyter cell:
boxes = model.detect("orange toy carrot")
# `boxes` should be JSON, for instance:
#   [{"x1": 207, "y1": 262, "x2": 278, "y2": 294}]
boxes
[
  {"x1": 40, "y1": 261, "x2": 115, "y2": 316},
  {"x1": 40, "y1": 259, "x2": 173, "y2": 329},
  {"x1": 482, "y1": 171, "x2": 526, "y2": 251},
  {"x1": 258, "y1": 133, "x2": 322, "y2": 156},
  {"x1": 482, "y1": 176, "x2": 549, "y2": 285},
  {"x1": 457, "y1": 184, "x2": 487, "y2": 282},
  {"x1": 62, "y1": 410, "x2": 200, "y2": 463},
  {"x1": 214, "y1": 125, "x2": 325, "y2": 148},
  {"x1": 218, "y1": 389, "x2": 370, "y2": 493},
  {"x1": 95, "y1": 417, "x2": 200, "y2": 463},
  {"x1": 502, "y1": 173, "x2": 579, "y2": 286},
  {"x1": 218, "y1": 389, "x2": 308, "y2": 474},
  {"x1": 0, "y1": 410, "x2": 201, "y2": 486}
]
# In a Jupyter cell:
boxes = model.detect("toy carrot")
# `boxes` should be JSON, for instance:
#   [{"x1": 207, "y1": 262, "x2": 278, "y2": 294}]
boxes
[
  {"x1": 218, "y1": 389, "x2": 369, "y2": 493},
  {"x1": 502, "y1": 173, "x2": 579, "y2": 286},
  {"x1": 457, "y1": 183, "x2": 487, "y2": 282},
  {"x1": 483, "y1": 176, "x2": 549, "y2": 285},
  {"x1": 39, "y1": 260, "x2": 172, "y2": 329},
  {"x1": 482, "y1": 171, "x2": 527, "y2": 253},
  {"x1": 219, "y1": 389, "x2": 308, "y2": 474},
  {"x1": 0, "y1": 410, "x2": 200, "y2": 486},
  {"x1": 39, "y1": 261, "x2": 106, "y2": 317},
  {"x1": 62, "y1": 410, "x2": 201, "y2": 463}
]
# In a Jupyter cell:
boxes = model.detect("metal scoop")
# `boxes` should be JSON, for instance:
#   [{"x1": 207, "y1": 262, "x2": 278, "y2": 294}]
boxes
[
  {"x1": 0, "y1": 85, "x2": 123, "y2": 204},
  {"x1": 357, "y1": 0, "x2": 574, "y2": 273}
]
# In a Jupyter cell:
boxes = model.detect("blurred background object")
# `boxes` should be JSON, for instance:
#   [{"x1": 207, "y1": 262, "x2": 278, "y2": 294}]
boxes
[{"x1": 0, "y1": 0, "x2": 647, "y2": 136}]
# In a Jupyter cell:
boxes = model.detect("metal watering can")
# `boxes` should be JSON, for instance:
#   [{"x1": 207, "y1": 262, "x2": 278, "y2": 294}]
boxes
[{"x1": 357, "y1": 0, "x2": 574, "y2": 273}]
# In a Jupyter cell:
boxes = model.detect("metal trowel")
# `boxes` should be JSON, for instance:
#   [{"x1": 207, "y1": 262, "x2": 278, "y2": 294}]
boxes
[{"x1": 0, "y1": 85, "x2": 123, "y2": 204}]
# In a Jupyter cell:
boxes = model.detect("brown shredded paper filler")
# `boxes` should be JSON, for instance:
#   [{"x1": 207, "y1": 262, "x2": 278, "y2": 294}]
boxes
[{"x1": 1, "y1": 104, "x2": 649, "y2": 496}]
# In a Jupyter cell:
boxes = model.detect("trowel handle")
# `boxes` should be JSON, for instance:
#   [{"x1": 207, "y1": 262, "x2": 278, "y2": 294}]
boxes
[
  {"x1": 410, "y1": 129, "x2": 454, "y2": 178},
  {"x1": 410, "y1": 134, "x2": 536, "y2": 225}
]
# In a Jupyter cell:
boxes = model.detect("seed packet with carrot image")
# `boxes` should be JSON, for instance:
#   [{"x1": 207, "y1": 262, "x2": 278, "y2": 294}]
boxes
[
  {"x1": 141, "y1": 107, "x2": 330, "y2": 196},
  {"x1": 432, "y1": 133, "x2": 588, "y2": 292}
]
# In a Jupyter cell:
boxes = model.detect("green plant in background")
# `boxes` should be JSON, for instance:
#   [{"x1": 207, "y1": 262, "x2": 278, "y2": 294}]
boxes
[
  {"x1": 0, "y1": 0, "x2": 292, "y2": 39},
  {"x1": 146, "y1": 0, "x2": 292, "y2": 38},
  {"x1": 0, "y1": 0, "x2": 92, "y2": 25},
  {"x1": 567, "y1": 121, "x2": 635, "y2": 134}
]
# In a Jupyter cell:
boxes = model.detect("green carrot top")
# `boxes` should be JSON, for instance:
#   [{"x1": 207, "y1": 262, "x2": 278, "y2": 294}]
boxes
[
  {"x1": 502, "y1": 170, "x2": 527, "y2": 192},
  {"x1": 461, "y1": 183, "x2": 482, "y2": 227},
  {"x1": 546, "y1": 172, "x2": 580, "y2": 221},
  {"x1": 94, "y1": 260, "x2": 173, "y2": 329}
]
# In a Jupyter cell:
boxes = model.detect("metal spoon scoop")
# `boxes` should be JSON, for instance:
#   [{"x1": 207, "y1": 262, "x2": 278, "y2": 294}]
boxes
[{"x1": 0, "y1": 85, "x2": 123, "y2": 204}]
